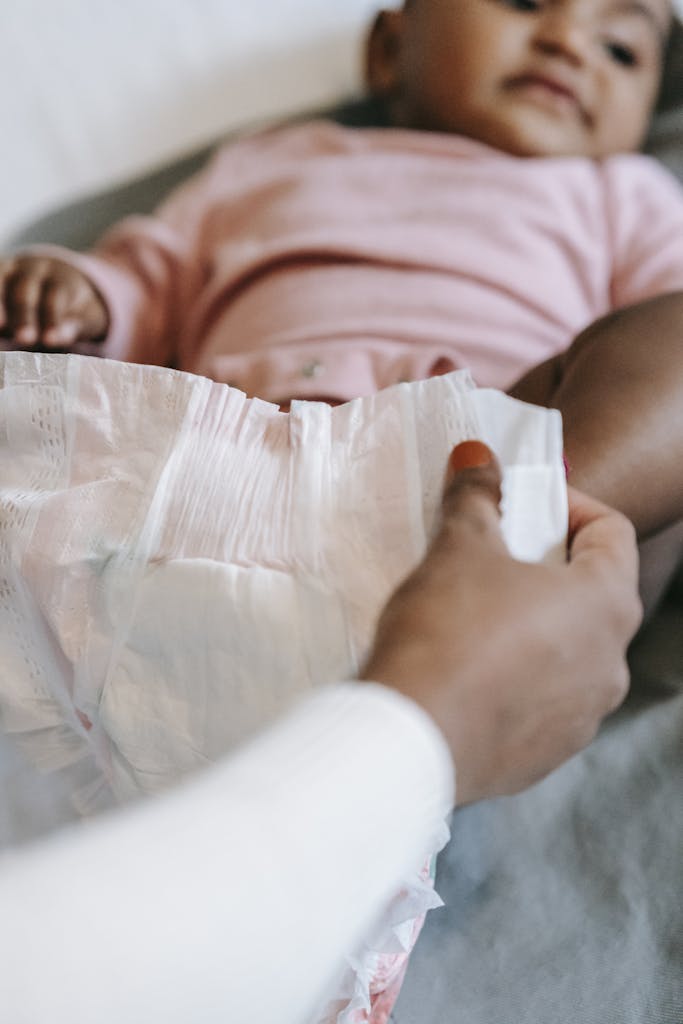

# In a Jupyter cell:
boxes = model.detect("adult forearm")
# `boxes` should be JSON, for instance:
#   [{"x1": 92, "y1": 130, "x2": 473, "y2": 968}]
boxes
[{"x1": 0, "y1": 683, "x2": 452, "y2": 1024}]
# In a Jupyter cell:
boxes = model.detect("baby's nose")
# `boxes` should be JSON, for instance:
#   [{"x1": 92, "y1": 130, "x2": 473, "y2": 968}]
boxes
[{"x1": 532, "y1": 7, "x2": 592, "y2": 64}]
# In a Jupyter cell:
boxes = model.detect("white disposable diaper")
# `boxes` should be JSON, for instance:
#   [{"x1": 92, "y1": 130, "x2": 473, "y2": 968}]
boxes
[{"x1": 0, "y1": 350, "x2": 566, "y2": 1023}]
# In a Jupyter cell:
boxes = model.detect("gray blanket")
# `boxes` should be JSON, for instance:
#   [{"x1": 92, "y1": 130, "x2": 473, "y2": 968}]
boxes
[{"x1": 394, "y1": 588, "x2": 683, "y2": 1023}]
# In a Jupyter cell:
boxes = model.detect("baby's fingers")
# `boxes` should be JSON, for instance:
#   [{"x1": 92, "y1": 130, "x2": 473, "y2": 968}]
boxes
[
  {"x1": 3, "y1": 264, "x2": 45, "y2": 345},
  {"x1": 43, "y1": 276, "x2": 108, "y2": 347},
  {"x1": 0, "y1": 259, "x2": 15, "y2": 330},
  {"x1": 0, "y1": 258, "x2": 108, "y2": 349},
  {"x1": 40, "y1": 279, "x2": 87, "y2": 347}
]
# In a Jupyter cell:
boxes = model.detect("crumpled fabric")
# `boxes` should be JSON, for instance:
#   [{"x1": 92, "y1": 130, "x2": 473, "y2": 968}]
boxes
[{"x1": 0, "y1": 351, "x2": 566, "y2": 1023}]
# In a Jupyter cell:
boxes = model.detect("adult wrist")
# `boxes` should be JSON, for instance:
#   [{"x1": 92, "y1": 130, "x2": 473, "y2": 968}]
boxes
[{"x1": 358, "y1": 670, "x2": 458, "y2": 794}]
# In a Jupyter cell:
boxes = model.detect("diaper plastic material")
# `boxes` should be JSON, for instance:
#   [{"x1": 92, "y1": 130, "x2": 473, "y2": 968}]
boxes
[{"x1": 0, "y1": 351, "x2": 566, "y2": 1023}]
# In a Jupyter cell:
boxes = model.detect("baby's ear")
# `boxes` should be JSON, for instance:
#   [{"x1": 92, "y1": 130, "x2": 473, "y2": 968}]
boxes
[{"x1": 365, "y1": 10, "x2": 406, "y2": 97}]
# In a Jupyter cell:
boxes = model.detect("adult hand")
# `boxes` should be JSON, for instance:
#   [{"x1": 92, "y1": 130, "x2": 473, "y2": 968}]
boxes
[
  {"x1": 363, "y1": 441, "x2": 642, "y2": 805},
  {"x1": 0, "y1": 255, "x2": 108, "y2": 349}
]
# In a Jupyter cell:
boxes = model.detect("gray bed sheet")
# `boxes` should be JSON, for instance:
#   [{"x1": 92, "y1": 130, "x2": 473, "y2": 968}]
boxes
[
  {"x1": 3, "y1": 34, "x2": 683, "y2": 1020},
  {"x1": 394, "y1": 586, "x2": 683, "y2": 1023}
]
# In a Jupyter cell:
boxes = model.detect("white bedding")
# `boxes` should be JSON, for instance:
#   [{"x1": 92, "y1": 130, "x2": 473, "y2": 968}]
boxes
[{"x1": 2, "y1": 0, "x2": 378, "y2": 244}]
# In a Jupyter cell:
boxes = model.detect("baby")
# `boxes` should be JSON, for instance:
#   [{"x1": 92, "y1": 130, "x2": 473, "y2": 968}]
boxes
[{"x1": 1, "y1": 0, "x2": 683, "y2": 608}]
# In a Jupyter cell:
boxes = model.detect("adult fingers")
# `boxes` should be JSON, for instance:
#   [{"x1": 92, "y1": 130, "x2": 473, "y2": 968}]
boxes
[
  {"x1": 566, "y1": 485, "x2": 642, "y2": 630},
  {"x1": 438, "y1": 440, "x2": 507, "y2": 558},
  {"x1": 567, "y1": 484, "x2": 633, "y2": 554},
  {"x1": 565, "y1": 485, "x2": 641, "y2": 716}
]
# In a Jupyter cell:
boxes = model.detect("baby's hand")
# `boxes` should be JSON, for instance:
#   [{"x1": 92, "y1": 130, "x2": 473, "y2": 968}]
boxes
[{"x1": 0, "y1": 255, "x2": 108, "y2": 349}]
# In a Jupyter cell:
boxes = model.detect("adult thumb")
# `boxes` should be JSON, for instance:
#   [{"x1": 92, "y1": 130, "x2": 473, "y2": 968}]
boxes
[{"x1": 439, "y1": 441, "x2": 506, "y2": 552}]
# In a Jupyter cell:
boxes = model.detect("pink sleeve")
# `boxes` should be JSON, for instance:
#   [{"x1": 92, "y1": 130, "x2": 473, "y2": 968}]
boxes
[
  {"x1": 26, "y1": 124, "x2": 326, "y2": 368},
  {"x1": 605, "y1": 156, "x2": 683, "y2": 308},
  {"x1": 83, "y1": 142, "x2": 253, "y2": 367}
]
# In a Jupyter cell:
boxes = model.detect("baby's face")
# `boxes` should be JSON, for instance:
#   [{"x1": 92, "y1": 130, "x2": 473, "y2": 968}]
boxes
[{"x1": 367, "y1": 0, "x2": 671, "y2": 157}]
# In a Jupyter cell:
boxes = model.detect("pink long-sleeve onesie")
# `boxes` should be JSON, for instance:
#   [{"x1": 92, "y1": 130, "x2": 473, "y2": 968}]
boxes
[{"x1": 25, "y1": 119, "x2": 683, "y2": 402}]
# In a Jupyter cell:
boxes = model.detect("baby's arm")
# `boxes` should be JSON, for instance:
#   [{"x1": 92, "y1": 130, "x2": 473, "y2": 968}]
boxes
[
  {"x1": 0, "y1": 224, "x2": 196, "y2": 367},
  {"x1": 0, "y1": 132, "x2": 267, "y2": 366},
  {"x1": 0, "y1": 214, "x2": 200, "y2": 366},
  {"x1": 0, "y1": 124, "x2": 329, "y2": 367}
]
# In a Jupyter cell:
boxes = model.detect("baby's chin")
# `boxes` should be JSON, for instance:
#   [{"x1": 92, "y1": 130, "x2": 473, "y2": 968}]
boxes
[
  {"x1": 477, "y1": 124, "x2": 595, "y2": 159},
  {"x1": 486, "y1": 126, "x2": 645, "y2": 160},
  {"x1": 399, "y1": 106, "x2": 642, "y2": 160},
  {"x1": 450, "y1": 111, "x2": 599, "y2": 159}
]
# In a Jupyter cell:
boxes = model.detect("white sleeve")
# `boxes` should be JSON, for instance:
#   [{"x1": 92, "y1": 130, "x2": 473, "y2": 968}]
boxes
[{"x1": 0, "y1": 682, "x2": 453, "y2": 1024}]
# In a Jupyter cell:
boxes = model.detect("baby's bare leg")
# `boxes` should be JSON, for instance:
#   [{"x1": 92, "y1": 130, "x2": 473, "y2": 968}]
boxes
[{"x1": 510, "y1": 291, "x2": 683, "y2": 612}]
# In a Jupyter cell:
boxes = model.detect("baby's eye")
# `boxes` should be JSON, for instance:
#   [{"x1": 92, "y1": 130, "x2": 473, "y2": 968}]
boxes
[
  {"x1": 504, "y1": 0, "x2": 542, "y2": 11},
  {"x1": 605, "y1": 40, "x2": 638, "y2": 66}
]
